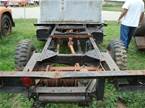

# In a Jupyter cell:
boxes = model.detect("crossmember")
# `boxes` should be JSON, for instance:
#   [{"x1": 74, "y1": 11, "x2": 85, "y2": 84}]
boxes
[{"x1": 0, "y1": 70, "x2": 145, "y2": 79}]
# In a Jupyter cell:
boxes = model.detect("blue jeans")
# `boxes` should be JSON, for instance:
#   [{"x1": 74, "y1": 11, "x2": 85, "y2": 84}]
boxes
[{"x1": 120, "y1": 24, "x2": 136, "y2": 49}]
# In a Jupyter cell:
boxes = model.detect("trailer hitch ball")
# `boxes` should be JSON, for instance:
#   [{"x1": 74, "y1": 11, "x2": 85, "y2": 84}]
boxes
[{"x1": 21, "y1": 77, "x2": 33, "y2": 88}]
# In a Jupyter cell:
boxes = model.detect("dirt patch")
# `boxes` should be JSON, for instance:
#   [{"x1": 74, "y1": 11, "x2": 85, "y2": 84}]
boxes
[{"x1": 117, "y1": 101, "x2": 126, "y2": 108}]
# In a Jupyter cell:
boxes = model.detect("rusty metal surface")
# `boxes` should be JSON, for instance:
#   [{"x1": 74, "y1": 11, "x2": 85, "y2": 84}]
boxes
[
  {"x1": 23, "y1": 24, "x2": 105, "y2": 73},
  {"x1": 38, "y1": 95, "x2": 87, "y2": 103},
  {"x1": 37, "y1": 21, "x2": 103, "y2": 25},
  {"x1": 35, "y1": 87, "x2": 87, "y2": 94},
  {"x1": 52, "y1": 35, "x2": 92, "y2": 39},
  {"x1": 23, "y1": 53, "x2": 40, "y2": 72},
  {"x1": 102, "y1": 52, "x2": 120, "y2": 71},
  {"x1": 89, "y1": 37, "x2": 103, "y2": 60},
  {"x1": 48, "y1": 66, "x2": 98, "y2": 71},
  {"x1": 0, "y1": 70, "x2": 145, "y2": 79},
  {"x1": 68, "y1": 38, "x2": 75, "y2": 54}
]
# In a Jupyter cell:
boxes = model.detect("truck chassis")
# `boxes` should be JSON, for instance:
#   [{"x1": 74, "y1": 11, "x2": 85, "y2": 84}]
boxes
[{"x1": 0, "y1": 24, "x2": 145, "y2": 107}]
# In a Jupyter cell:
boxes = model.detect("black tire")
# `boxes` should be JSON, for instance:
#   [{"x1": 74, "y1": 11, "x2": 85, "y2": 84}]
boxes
[
  {"x1": 0, "y1": 14, "x2": 12, "y2": 38},
  {"x1": 107, "y1": 40, "x2": 127, "y2": 70},
  {"x1": 15, "y1": 40, "x2": 35, "y2": 70}
]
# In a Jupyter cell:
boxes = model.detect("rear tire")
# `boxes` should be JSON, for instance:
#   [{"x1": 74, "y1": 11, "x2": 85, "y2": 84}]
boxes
[
  {"x1": 107, "y1": 40, "x2": 128, "y2": 88},
  {"x1": 15, "y1": 40, "x2": 35, "y2": 70},
  {"x1": 107, "y1": 40, "x2": 127, "y2": 70}
]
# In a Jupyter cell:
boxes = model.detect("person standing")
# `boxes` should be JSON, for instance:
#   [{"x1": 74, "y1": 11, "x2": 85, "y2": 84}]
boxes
[{"x1": 118, "y1": 0, "x2": 144, "y2": 49}]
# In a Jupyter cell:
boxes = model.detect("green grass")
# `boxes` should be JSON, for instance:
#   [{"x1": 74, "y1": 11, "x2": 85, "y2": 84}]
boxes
[
  {"x1": 0, "y1": 19, "x2": 145, "y2": 108},
  {"x1": 0, "y1": 19, "x2": 43, "y2": 71},
  {"x1": 103, "y1": 3, "x2": 122, "y2": 11}
]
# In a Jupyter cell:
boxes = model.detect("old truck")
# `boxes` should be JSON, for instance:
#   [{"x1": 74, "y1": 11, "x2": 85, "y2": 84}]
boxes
[
  {"x1": 0, "y1": 0, "x2": 145, "y2": 108},
  {"x1": 0, "y1": 6, "x2": 15, "y2": 38}
]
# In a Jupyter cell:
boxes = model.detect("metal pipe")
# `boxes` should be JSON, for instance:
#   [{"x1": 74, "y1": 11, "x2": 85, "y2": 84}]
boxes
[{"x1": 68, "y1": 38, "x2": 75, "y2": 54}]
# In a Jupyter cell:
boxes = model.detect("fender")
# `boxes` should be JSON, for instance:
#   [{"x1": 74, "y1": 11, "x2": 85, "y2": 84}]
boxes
[{"x1": 0, "y1": 7, "x2": 15, "y2": 32}]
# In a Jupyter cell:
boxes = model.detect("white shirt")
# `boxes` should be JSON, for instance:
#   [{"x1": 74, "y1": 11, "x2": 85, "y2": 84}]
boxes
[{"x1": 121, "y1": 0, "x2": 144, "y2": 27}]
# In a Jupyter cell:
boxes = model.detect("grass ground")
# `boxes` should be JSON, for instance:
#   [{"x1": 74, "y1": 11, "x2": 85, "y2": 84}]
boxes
[
  {"x1": 103, "y1": 2, "x2": 122, "y2": 11},
  {"x1": 0, "y1": 19, "x2": 145, "y2": 108},
  {"x1": 103, "y1": 2, "x2": 145, "y2": 12}
]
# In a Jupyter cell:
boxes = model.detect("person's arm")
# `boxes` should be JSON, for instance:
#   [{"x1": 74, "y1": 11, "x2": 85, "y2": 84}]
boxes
[
  {"x1": 118, "y1": 9, "x2": 128, "y2": 23},
  {"x1": 118, "y1": 1, "x2": 130, "y2": 23},
  {"x1": 139, "y1": 12, "x2": 144, "y2": 25}
]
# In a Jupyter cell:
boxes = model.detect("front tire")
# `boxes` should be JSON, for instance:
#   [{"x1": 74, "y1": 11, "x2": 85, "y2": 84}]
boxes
[
  {"x1": 15, "y1": 40, "x2": 35, "y2": 70},
  {"x1": 107, "y1": 40, "x2": 127, "y2": 70}
]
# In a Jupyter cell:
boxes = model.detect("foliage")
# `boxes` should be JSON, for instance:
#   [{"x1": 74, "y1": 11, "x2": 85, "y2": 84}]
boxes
[{"x1": 119, "y1": 91, "x2": 145, "y2": 108}]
